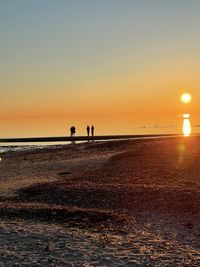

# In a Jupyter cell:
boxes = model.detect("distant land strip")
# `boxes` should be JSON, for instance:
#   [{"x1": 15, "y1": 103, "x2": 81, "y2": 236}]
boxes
[{"x1": 0, "y1": 134, "x2": 185, "y2": 143}]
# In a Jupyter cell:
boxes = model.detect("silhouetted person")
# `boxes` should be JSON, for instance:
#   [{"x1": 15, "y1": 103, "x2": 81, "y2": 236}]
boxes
[
  {"x1": 86, "y1": 125, "x2": 90, "y2": 136},
  {"x1": 70, "y1": 126, "x2": 76, "y2": 136},
  {"x1": 70, "y1": 126, "x2": 76, "y2": 144},
  {"x1": 91, "y1": 125, "x2": 94, "y2": 140},
  {"x1": 70, "y1": 126, "x2": 73, "y2": 136}
]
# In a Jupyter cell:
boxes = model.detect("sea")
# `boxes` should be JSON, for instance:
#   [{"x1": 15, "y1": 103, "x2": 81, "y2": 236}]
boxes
[{"x1": 0, "y1": 116, "x2": 199, "y2": 153}]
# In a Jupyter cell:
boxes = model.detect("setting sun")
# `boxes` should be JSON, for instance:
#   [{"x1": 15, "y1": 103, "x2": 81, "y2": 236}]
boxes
[{"x1": 181, "y1": 93, "x2": 192, "y2": 104}]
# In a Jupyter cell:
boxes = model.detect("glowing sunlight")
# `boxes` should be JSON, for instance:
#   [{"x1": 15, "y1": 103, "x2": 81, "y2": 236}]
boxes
[
  {"x1": 183, "y1": 114, "x2": 191, "y2": 136},
  {"x1": 181, "y1": 93, "x2": 192, "y2": 104}
]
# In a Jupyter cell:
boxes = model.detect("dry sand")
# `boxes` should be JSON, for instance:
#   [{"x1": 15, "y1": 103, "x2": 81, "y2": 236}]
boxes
[{"x1": 0, "y1": 137, "x2": 200, "y2": 266}]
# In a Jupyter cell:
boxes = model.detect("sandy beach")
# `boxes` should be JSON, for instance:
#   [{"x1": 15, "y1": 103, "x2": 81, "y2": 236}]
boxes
[{"x1": 0, "y1": 137, "x2": 200, "y2": 266}]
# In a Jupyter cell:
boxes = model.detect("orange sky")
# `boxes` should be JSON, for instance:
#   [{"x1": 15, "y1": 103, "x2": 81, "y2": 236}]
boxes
[{"x1": 0, "y1": 1, "x2": 200, "y2": 137}]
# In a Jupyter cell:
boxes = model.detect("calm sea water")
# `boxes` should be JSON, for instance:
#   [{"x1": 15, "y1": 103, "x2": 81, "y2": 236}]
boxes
[
  {"x1": 0, "y1": 116, "x2": 199, "y2": 152},
  {"x1": 0, "y1": 144, "x2": 67, "y2": 153},
  {"x1": 0, "y1": 116, "x2": 195, "y2": 136}
]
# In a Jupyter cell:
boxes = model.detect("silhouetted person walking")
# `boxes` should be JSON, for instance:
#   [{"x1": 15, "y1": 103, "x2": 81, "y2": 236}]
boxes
[
  {"x1": 91, "y1": 125, "x2": 94, "y2": 140},
  {"x1": 86, "y1": 125, "x2": 90, "y2": 137}
]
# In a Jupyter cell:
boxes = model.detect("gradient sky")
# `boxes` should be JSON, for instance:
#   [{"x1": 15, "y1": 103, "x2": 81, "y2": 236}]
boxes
[{"x1": 1, "y1": 0, "x2": 200, "y2": 136}]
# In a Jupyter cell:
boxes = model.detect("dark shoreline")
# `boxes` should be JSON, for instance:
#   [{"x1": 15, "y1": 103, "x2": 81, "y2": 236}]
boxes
[{"x1": 0, "y1": 133, "x2": 186, "y2": 143}]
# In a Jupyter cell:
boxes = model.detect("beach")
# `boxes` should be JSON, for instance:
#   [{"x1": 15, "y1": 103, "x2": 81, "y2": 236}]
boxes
[{"x1": 0, "y1": 136, "x2": 200, "y2": 266}]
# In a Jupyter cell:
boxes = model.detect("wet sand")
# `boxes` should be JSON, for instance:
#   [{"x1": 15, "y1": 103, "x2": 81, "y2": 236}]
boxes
[{"x1": 0, "y1": 137, "x2": 200, "y2": 266}]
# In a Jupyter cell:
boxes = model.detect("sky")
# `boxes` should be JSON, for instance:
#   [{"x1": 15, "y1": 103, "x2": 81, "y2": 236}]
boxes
[{"x1": 0, "y1": 0, "x2": 200, "y2": 136}]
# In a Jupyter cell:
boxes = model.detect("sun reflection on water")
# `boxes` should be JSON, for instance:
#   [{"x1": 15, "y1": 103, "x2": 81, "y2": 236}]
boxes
[{"x1": 183, "y1": 114, "x2": 191, "y2": 136}]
